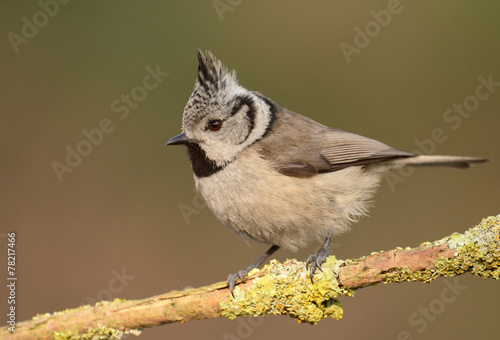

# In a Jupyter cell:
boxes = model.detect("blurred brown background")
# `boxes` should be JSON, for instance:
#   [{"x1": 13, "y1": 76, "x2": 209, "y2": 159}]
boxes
[{"x1": 1, "y1": 1, "x2": 499, "y2": 339}]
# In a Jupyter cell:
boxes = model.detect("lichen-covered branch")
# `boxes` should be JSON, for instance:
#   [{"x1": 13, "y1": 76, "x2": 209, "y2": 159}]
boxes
[{"x1": 2, "y1": 215, "x2": 499, "y2": 339}]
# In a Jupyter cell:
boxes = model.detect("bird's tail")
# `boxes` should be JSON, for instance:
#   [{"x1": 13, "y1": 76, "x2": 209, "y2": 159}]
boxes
[{"x1": 388, "y1": 155, "x2": 488, "y2": 169}]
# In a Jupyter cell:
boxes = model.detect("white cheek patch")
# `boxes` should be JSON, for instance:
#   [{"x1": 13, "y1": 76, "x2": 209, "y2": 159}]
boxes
[{"x1": 231, "y1": 107, "x2": 252, "y2": 144}]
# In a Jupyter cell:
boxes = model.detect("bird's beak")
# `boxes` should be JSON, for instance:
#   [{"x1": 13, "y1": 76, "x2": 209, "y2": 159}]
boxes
[{"x1": 166, "y1": 132, "x2": 191, "y2": 145}]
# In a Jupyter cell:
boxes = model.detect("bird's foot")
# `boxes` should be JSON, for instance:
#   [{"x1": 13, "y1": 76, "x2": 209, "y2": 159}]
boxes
[
  {"x1": 226, "y1": 245, "x2": 280, "y2": 296},
  {"x1": 306, "y1": 247, "x2": 330, "y2": 283},
  {"x1": 227, "y1": 268, "x2": 252, "y2": 297}
]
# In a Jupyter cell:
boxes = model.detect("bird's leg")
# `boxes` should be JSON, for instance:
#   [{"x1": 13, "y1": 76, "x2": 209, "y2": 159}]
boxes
[
  {"x1": 227, "y1": 245, "x2": 279, "y2": 295},
  {"x1": 306, "y1": 232, "x2": 332, "y2": 283}
]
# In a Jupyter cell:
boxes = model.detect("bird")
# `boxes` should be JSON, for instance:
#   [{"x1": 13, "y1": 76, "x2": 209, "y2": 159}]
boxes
[{"x1": 167, "y1": 50, "x2": 487, "y2": 294}]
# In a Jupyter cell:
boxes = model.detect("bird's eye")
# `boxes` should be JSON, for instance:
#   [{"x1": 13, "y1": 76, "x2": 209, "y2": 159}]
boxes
[{"x1": 208, "y1": 120, "x2": 223, "y2": 131}]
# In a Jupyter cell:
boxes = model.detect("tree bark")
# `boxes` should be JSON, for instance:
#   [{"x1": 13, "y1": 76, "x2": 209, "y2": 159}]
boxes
[{"x1": 2, "y1": 215, "x2": 499, "y2": 339}]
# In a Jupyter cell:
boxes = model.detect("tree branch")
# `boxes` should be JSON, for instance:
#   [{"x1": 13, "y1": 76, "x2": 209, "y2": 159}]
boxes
[{"x1": 3, "y1": 215, "x2": 499, "y2": 339}]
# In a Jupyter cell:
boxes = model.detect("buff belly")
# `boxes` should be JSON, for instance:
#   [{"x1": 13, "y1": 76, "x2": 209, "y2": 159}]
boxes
[{"x1": 195, "y1": 150, "x2": 383, "y2": 251}]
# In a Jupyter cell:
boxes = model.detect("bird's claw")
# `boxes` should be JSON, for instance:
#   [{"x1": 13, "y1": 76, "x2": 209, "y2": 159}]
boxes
[
  {"x1": 306, "y1": 249, "x2": 329, "y2": 283},
  {"x1": 227, "y1": 269, "x2": 249, "y2": 297}
]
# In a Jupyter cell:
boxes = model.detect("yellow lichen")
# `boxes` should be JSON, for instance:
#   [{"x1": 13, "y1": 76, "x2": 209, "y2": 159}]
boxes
[
  {"x1": 221, "y1": 215, "x2": 500, "y2": 324},
  {"x1": 384, "y1": 215, "x2": 500, "y2": 283},
  {"x1": 54, "y1": 324, "x2": 141, "y2": 340},
  {"x1": 221, "y1": 256, "x2": 352, "y2": 324},
  {"x1": 30, "y1": 301, "x2": 141, "y2": 339}
]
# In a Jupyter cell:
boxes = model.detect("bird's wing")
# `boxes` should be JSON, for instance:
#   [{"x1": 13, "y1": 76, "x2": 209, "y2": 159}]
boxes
[
  {"x1": 256, "y1": 107, "x2": 413, "y2": 177},
  {"x1": 318, "y1": 128, "x2": 414, "y2": 171}
]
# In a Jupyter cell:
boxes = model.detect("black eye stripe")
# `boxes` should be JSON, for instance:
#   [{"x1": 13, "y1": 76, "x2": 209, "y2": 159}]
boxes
[
  {"x1": 246, "y1": 104, "x2": 255, "y2": 133},
  {"x1": 231, "y1": 95, "x2": 256, "y2": 142},
  {"x1": 230, "y1": 95, "x2": 255, "y2": 116}
]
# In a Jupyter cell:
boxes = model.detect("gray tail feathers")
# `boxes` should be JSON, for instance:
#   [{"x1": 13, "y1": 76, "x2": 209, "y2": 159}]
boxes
[{"x1": 390, "y1": 155, "x2": 489, "y2": 169}]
